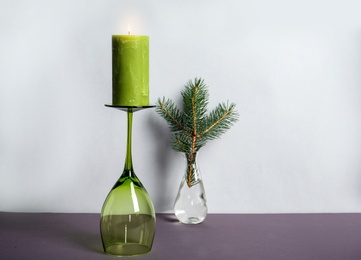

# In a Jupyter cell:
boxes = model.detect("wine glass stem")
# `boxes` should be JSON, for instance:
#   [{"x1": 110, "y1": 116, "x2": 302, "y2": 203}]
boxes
[{"x1": 124, "y1": 108, "x2": 133, "y2": 171}]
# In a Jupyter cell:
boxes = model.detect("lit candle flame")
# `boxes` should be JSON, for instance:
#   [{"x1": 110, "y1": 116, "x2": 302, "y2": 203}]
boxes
[{"x1": 128, "y1": 25, "x2": 131, "y2": 35}]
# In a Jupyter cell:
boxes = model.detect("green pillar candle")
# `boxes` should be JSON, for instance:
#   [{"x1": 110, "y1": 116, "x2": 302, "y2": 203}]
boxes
[{"x1": 112, "y1": 35, "x2": 149, "y2": 106}]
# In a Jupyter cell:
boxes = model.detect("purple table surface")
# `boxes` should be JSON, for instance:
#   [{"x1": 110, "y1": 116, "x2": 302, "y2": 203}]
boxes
[{"x1": 1, "y1": 212, "x2": 361, "y2": 260}]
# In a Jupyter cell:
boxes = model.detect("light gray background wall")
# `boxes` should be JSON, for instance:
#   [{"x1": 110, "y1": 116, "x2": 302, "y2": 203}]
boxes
[{"x1": 1, "y1": 0, "x2": 361, "y2": 213}]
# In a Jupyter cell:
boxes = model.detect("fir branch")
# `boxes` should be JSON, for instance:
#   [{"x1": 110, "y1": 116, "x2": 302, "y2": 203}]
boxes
[
  {"x1": 181, "y1": 79, "x2": 208, "y2": 135},
  {"x1": 201, "y1": 102, "x2": 239, "y2": 141},
  {"x1": 156, "y1": 97, "x2": 190, "y2": 135},
  {"x1": 156, "y1": 78, "x2": 239, "y2": 187}
]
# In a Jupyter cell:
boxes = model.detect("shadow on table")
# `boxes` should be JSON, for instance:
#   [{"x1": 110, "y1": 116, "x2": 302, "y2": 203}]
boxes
[
  {"x1": 67, "y1": 227, "x2": 103, "y2": 254},
  {"x1": 59, "y1": 214, "x2": 104, "y2": 254},
  {"x1": 0, "y1": 213, "x2": 104, "y2": 256},
  {"x1": 157, "y1": 213, "x2": 179, "y2": 223}
]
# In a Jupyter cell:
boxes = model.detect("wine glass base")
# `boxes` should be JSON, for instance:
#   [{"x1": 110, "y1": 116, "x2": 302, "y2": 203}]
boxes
[{"x1": 105, "y1": 104, "x2": 155, "y2": 112}]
